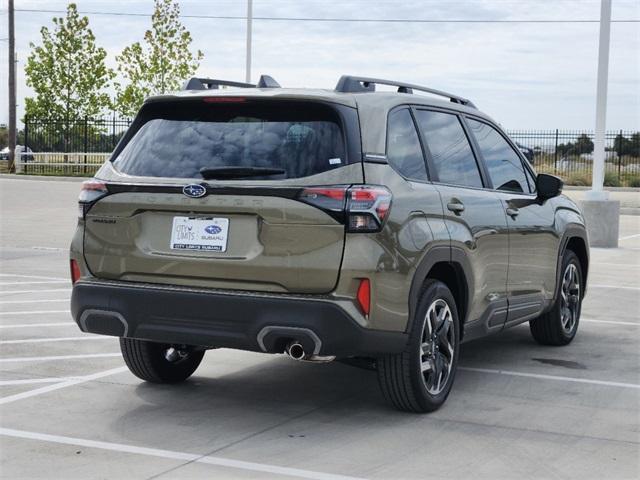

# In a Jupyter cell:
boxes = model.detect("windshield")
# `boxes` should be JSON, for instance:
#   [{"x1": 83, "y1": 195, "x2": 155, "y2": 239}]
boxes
[{"x1": 112, "y1": 101, "x2": 347, "y2": 179}]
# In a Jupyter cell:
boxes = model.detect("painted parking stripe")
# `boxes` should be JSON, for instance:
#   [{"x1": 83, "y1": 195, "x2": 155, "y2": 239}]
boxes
[
  {"x1": 0, "y1": 281, "x2": 68, "y2": 286},
  {"x1": 0, "y1": 428, "x2": 367, "y2": 480},
  {"x1": 0, "y1": 273, "x2": 67, "y2": 281},
  {"x1": 459, "y1": 367, "x2": 640, "y2": 389},
  {"x1": 0, "y1": 336, "x2": 112, "y2": 345},
  {"x1": 581, "y1": 318, "x2": 639, "y2": 326},
  {"x1": 0, "y1": 376, "x2": 83, "y2": 386},
  {"x1": 0, "y1": 353, "x2": 121, "y2": 363},
  {"x1": 0, "y1": 299, "x2": 69, "y2": 305},
  {"x1": 0, "y1": 310, "x2": 70, "y2": 317},
  {"x1": 0, "y1": 289, "x2": 70, "y2": 295},
  {"x1": 0, "y1": 321, "x2": 73, "y2": 328},
  {"x1": 0, "y1": 366, "x2": 128, "y2": 406},
  {"x1": 589, "y1": 284, "x2": 640, "y2": 291},
  {"x1": 619, "y1": 233, "x2": 640, "y2": 240}
]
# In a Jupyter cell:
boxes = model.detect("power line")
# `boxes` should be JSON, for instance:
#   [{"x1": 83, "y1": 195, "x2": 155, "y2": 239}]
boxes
[{"x1": 13, "y1": 8, "x2": 640, "y2": 23}]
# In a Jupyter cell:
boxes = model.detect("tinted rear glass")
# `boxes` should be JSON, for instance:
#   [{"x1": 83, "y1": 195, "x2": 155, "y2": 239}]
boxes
[{"x1": 112, "y1": 101, "x2": 347, "y2": 179}]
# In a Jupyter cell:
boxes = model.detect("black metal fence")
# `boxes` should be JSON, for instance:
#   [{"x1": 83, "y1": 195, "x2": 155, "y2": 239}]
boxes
[
  {"x1": 17, "y1": 118, "x2": 640, "y2": 186},
  {"x1": 507, "y1": 130, "x2": 640, "y2": 187},
  {"x1": 23, "y1": 116, "x2": 131, "y2": 154}
]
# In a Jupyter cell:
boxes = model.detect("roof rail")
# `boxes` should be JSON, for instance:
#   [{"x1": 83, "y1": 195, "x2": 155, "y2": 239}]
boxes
[
  {"x1": 334, "y1": 75, "x2": 476, "y2": 108},
  {"x1": 182, "y1": 74, "x2": 281, "y2": 91}
]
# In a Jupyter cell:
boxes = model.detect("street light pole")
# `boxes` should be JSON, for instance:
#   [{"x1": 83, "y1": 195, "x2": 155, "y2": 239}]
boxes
[
  {"x1": 8, "y1": 0, "x2": 16, "y2": 173},
  {"x1": 580, "y1": 0, "x2": 619, "y2": 247},
  {"x1": 245, "y1": 0, "x2": 252, "y2": 84},
  {"x1": 590, "y1": 0, "x2": 612, "y2": 199}
]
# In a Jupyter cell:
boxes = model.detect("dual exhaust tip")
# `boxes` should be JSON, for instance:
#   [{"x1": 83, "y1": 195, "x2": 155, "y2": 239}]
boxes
[{"x1": 285, "y1": 341, "x2": 335, "y2": 363}]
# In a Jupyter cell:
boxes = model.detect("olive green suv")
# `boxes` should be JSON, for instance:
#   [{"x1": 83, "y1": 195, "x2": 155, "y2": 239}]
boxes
[{"x1": 70, "y1": 75, "x2": 589, "y2": 412}]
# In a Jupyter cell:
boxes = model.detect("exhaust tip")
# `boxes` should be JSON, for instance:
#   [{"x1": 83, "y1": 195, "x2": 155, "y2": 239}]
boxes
[{"x1": 286, "y1": 342, "x2": 306, "y2": 360}]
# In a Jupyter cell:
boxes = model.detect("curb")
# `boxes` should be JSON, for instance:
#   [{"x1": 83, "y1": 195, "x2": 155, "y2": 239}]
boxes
[{"x1": 0, "y1": 174, "x2": 86, "y2": 182}]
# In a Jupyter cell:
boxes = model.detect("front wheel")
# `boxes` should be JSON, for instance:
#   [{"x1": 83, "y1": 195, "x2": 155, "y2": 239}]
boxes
[
  {"x1": 120, "y1": 338, "x2": 205, "y2": 383},
  {"x1": 530, "y1": 249, "x2": 583, "y2": 346},
  {"x1": 377, "y1": 280, "x2": 460, "y2": 413}
]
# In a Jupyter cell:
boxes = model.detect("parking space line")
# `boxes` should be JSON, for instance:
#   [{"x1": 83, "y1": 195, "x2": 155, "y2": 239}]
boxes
[
  {"x1": 589, "y1": 284, "x2": 640, "y2": 291},
  {"x1": 581, "y1": 318, "x2": 639, "y2": 326},
  {"x1": 0, "y1": 311, "x2": 70, "y2": 317},
  {"x1": 0, "y1": 428, "x2": 367, "y2": 480},
  {"x1": 0, "y1": 366, "x2": 128, "y2": 406},
  {"x1": 0, "y1": 273, "x2": 67, "y2": 281},
  {"x1": 0, "y1": 299, "x2": 69, "y2": 305},
  {"x1": 0, "y1": 376, "x2": 83, "y2": 386},
  {"x1": 0, "y1": 289, "x2": 70, "y2": 295},
  {"x1": 0, "y1": 336, "x2": 112, "y2": 345},
  {"x1": 619, "y1": 233, "x2": 640, "y2": 241},
  {"x1": 459, "y1": 367, "x2": 640, "y2": 389},
  {"x1": 0, "y1": 321, "x2": 73, "y2": 327},
  {"x1": 0, "y1": 281, "x2": 68, "y2": 286},
  {"x1": 0, "y1": 353, "x2": 121, "y2": 363}
]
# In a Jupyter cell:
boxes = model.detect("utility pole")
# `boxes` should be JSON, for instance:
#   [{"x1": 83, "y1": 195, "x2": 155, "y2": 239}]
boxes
[
  {"x1": 581, "y1": 0, "x2": 619, "y2": 247},
  {"x1": 245, "y1": 0, "x2": 252, "y2": 84},
  {"x1": 8, "y1": 0, "x2": 16, "y2": 173}
]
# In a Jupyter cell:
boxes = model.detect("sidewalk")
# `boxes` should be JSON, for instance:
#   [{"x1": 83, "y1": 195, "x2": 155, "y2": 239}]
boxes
[{"x1": 564, "y1": 187, "x2": 640, "y2": 215}]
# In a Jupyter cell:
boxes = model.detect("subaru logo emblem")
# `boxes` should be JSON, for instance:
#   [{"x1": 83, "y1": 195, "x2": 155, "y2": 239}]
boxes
[
  {"x1": 183, "y1": 184, "x2": 207, "y2": 198},
  {"x1": 205, "y1": 225, "x2": 222, "y2": 234}
]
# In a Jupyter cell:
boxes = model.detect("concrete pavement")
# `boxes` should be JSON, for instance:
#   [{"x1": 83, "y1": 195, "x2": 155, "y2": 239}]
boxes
[{"x1": 0, "y1": 177, "x2": 638, "y2": 479}]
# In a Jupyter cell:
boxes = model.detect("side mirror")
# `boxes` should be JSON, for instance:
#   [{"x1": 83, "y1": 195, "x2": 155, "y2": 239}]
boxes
[{"x1": 536, "y1": 173, "x2": 563, "y2": 200}]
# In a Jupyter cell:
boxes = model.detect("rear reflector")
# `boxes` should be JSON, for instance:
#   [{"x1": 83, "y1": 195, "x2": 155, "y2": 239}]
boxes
[
  {"x1": 356, "y1": 278, "x2": 371, "y2": 316},
  {"x1": 70, "y1": 259, "x2": 81, "y2": 284}
]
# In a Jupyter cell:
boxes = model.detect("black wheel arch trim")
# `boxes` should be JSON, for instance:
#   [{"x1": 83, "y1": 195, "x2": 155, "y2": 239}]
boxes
[
  {"x1": 553, "y1": 226, "x2": 589, "y2": 306},
  {"x1": 407, "y1": 246, "x2": 474, "y2": 337}
]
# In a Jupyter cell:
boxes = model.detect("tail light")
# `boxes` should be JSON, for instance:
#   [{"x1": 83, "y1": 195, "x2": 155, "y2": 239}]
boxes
[
  {"x1": 356, "y1": 278, "x2": 371, "y2": 316},
  {"x1": 70, "y1": 259, "x2": 81, "y2": 284},
  {"x1": 78, "y1": 179, "x2": 108, "y2": 218},
  {"x1": 346, "y1": 186, "x2": 392, "y2": 233},
  {"x1": 298, "y1": 185, "x2": 392, "y2": 233}
]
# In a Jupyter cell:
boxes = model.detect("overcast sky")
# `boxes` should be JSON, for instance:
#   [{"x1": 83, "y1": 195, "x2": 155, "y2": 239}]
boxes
[{"x1": 1, "y1": 0, "x2": 639, "y2": 130}]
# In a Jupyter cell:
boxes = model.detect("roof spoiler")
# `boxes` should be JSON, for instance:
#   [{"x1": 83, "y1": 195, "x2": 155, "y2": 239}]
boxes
[
  {"x1": 334, "y1": 75, "x2": 476, "y2": 108},
  {"x1": 182, "y1": 75, "x2": 281, "y2": 91}
]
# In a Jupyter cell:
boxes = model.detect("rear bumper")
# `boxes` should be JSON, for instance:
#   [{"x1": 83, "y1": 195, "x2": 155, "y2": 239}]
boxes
[{"x1": 70, "y1": 280, "x2": 407, "y2": 357}]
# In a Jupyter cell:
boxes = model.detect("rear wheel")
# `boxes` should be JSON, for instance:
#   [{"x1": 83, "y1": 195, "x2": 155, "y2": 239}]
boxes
[
  {"x1": 377, "y1": 280, "x2": 460, "y2": 413},
  {"x1": 120, "y1": 338, "x2": 205, "y2": 383},
  {"x1": 530, "y1": 250, "x2": 583, "y2": 346}
]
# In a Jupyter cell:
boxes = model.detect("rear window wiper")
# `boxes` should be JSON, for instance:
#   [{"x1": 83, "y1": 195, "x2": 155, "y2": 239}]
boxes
[{"x1": 199, "y1": 166, "x2": 286, "y2": 179}]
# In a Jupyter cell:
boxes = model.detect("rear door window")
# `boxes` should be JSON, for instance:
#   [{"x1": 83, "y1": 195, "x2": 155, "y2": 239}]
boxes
[
  {"x1": 386, "y1": 109, "x2": 428, "y2": 181},
  {"x1": 112, "y1": 101, "x2": 347, "y2": 179},
  {"x1": 414, "y1": 110, "x2": 483, "y2": 188},
  {"x1": 467, "y1": 119, "x2": 531, "y2": 193}
]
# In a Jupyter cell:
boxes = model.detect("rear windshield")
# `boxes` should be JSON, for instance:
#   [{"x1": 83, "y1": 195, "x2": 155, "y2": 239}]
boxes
[{"x1": 112, "y1": 100, "x2": 347, "y2": 179}]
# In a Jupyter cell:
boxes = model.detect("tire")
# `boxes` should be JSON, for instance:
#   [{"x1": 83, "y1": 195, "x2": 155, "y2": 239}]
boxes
[
  {"x1": 530, "y1": 249, "x2": 583, "y2": 346},
  {"x1": 120, "y1": 338, "x2": 205, "y2": 383},
  {"x1": 377, "y1": 280, "x2": 460, "y2": 413}
]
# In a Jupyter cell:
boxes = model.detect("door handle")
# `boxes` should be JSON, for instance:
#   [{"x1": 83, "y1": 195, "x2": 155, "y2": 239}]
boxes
[
  {"x1": 506, "y1": 207, "x2": 519, "y2": 218},
  {"x1": 447, "y1": 202, "x2": 465, "y2": 215}
]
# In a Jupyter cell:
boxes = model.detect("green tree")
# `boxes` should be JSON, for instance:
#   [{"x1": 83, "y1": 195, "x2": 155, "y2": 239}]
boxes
[
  {"x1": 24, "y1": 3, "x2": 113, "y2": 121},
  {"x1": 0, "y1": 125, "x2": 7, "y2": 147},
  {"x1": 629, "y1": 133, "x2": 640, "y2": 157},
  {"x1": 574, "y1": 134, "x2": 594, "y2": 155},
  {"x1": 115, "y1": 0, "x2": 203, "y2": 117}
]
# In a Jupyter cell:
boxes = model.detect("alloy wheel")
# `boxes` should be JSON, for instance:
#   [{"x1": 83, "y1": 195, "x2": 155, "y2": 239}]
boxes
[
  {"x1": 420, "y1": 298, "x2": 455, "y2": 395},
  {"x1": 560, "y1": 263, "x2": 580, "y2": 334}
]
